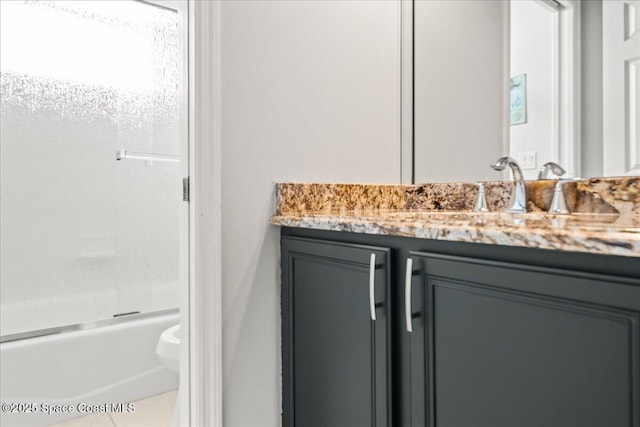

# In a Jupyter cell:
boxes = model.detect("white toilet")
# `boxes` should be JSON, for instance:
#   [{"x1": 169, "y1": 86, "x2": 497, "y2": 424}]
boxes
[{"x1": 156, "y1": 324, "x2": 181, "y2": 426}]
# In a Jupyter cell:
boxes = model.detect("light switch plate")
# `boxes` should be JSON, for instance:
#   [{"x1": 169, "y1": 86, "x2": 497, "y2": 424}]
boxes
[{"x1": 517, "y1": 151, "x2": 537, "y2": 170}]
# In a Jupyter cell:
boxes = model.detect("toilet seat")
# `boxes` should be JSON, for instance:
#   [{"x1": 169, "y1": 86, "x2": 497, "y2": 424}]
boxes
[{"x1": 156, "y1": 324, "x2": 180, "y2": 373}]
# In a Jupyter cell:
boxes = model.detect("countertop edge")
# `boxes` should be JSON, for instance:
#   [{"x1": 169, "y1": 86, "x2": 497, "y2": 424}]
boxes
[{"x1": 270, "y1": 215, "x2": 640, "y2": 258}]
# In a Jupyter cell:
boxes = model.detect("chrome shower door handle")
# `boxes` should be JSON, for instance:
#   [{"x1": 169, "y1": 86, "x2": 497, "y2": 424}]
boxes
[
  {"x1": 405, "y1": 257, "x2": 413, "y2": 332},
  {"x1": 369, "y1": 253, "x2": 377, "y2": 321}
]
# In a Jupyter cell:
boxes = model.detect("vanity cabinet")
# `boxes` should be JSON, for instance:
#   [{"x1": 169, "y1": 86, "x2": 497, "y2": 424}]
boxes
[
  {"x1": 281, "y1": 229, "x2": 640, "y2": 427},
  {"x1": 281, "y1": 236, "x2": 392, "y2": 427},
  {"x1": 406, "y1": 252, "x2": 639, "y2": 427}
]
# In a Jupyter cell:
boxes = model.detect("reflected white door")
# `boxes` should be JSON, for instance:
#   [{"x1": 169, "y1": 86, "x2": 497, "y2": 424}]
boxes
[{"x1": 603, "y1": 0, "x2": 640, "y2": 176}]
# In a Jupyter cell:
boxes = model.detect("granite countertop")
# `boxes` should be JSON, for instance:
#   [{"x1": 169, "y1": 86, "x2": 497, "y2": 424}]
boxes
[{"x1": 270, "y1": 179, "x2": 640, "y2": 258}]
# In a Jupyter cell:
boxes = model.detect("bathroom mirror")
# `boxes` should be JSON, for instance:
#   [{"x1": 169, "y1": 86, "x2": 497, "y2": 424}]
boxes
[{"x1": 410, "y1": 0, "x2": 639, "y2": 183}]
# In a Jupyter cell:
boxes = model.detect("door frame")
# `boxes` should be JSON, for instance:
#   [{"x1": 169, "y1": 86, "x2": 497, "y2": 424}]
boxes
[
  {"x1": 533, "y1": 0, "x2": 582, "y2": 178},
  {"x1": 142, "y1": 1, "x2": 223, "y2": 425},
  {"x1": 187, "y1": 1, "x2": 223, "y2": 426},
  {"x1": 556, "y1": 0, "x2": 581, "y2": 178}
]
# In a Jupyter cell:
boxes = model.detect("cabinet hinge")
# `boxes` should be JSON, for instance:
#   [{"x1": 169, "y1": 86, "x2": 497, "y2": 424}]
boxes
[{"x1": 183, "y1": 177, "x2": 190, "y2": 202}]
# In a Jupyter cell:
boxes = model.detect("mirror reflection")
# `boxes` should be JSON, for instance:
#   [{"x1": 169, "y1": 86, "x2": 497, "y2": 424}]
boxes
[{"x1": 412, "y1": 0, "x2": 639, "y2": 183}]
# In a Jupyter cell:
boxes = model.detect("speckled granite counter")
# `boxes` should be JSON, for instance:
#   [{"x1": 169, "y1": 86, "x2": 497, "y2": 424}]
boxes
[{"x1": 270, "y1": 178, "x2": 640, "y2": 258}]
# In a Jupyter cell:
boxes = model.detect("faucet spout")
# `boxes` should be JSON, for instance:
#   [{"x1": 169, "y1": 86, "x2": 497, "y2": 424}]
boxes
[
  {"x1": 490, "y1": 156, "x2": 527, "y2": 213},
  {"x1": 538, "y1": 161, "x2": 566, "y2": 180}
]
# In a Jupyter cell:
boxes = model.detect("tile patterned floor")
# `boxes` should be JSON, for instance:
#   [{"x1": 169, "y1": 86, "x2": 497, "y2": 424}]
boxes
[{"x1": 51, "y1": 391, "x2": 177, "y2": 427}]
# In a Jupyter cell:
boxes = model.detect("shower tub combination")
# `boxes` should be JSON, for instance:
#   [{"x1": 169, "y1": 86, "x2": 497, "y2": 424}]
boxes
[
  {"x1": 0, "y1": 1, "x2": 186, "y2": 426},
  {"x1": 0, "y1": 311, "x2": 179, "y2": 427}
]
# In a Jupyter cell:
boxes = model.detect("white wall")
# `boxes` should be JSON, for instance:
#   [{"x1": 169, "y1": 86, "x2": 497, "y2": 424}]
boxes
[
  {"x1": 509, "y1": 0, "x2": 556, "y2": 180},
  {"x1": 413, "y1": 0, "x2": 507, "y2": 183},
  {"x1": 220, "y1": 1, "x2": 401, "y2": 425}
]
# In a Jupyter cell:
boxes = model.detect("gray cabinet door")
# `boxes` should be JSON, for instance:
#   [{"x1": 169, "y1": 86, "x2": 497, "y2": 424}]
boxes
[
  {"x1": 282, "y1": 236, "x2": 392, "y2": 427},
  {"x1": 406, "y1": 251, "x2": 640, "y2": 427}
]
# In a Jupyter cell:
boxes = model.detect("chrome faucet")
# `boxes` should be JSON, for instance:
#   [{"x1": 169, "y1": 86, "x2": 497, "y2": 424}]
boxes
[
  {"x1": 490, "y1": 156, "x2": 527, "y2": 213},
  {"x1": 538, "y1": 161, "x2": 566, "y2": 180}
]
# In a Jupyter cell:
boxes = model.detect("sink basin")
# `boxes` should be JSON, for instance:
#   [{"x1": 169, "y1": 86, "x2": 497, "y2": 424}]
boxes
[
  {"x1": 375, "y1": 210, "x2": 621, "y2": 226},
  {"x1": 380, "y1": 210, "x2": 544, "y2": 220}
]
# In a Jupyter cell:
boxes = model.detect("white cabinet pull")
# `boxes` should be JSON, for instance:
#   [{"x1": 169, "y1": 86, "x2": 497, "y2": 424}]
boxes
[
  {"x1": 405, "y1": 258, "x2": 413, "y2": 333},
  {"x1": 369, "y1": 253, "x2": 377, "y2": 321}
]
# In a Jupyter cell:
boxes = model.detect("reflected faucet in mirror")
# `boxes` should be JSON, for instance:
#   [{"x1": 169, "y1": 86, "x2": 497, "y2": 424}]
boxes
[
  {"x1": 491, "y1": 156, "x2": 527, "y2": 213},
  {"x1": 538, "y1": 162, "x2": 566, "y2": 180}
]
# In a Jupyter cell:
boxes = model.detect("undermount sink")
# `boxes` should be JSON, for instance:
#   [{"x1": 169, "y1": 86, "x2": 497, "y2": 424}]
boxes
[
  {"x1": 380, "y1": 210, "x2": 540, "y2": 219},
  {"x1": 377, "y1": 210, "x2": 621, "y2": 225}
]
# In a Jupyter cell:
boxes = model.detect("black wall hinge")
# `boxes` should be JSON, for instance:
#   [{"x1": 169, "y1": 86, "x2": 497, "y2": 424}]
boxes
[{"x1": 183, "y1": 177, "x2": 190, "y2": 202}]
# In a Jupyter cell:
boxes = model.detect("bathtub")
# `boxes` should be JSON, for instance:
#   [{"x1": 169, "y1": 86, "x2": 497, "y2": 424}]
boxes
[{"x1": 0, "y1": 311, "x2": 179, "y2": 426}]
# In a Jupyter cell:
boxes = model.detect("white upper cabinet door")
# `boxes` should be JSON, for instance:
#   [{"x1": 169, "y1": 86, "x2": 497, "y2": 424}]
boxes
[{"x1": 603, "y1": 0, "x2": 640, "y2": 176}]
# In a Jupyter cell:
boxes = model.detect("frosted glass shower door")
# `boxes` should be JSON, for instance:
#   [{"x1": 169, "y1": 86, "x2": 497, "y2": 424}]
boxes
[{"x1": 0, "y1": 0, "x2": 185, "y2": 338}]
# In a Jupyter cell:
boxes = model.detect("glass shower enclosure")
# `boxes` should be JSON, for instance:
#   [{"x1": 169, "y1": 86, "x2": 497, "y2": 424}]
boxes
[{"x1": 0, "y1": 0, "x2": 183, "y2": 340}]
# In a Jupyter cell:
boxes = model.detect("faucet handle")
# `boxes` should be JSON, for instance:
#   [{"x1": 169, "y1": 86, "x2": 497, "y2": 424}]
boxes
[
  {"x1": 474, "y1": 182, "x2": 490, "y2": 212},
  {"x1": 548, "y1": 179, "x2": 572, "y2": 215}
]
